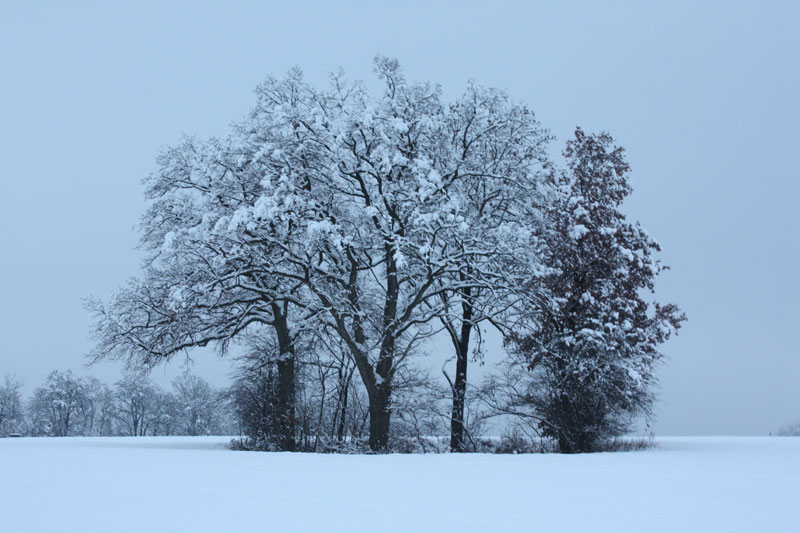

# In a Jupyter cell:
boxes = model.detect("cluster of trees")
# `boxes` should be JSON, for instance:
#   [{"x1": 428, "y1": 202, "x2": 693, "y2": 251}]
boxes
[
  {"x1": 88, "y1": 57, "x2": 684, "y2": 453},
  {"x1": 0, "y1": 371, "x2": 235, "y2": 437},
  {"x1": 776, "y1": 422, "x2": 800, "y2": 436}
]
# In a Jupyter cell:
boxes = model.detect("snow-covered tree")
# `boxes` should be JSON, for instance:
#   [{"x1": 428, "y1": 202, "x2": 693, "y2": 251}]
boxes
[
  {"x1": 151, "y1": 389, "x2": 181, "y2": 436},
  {"x1": 76, "y1": 376, "x2": 115, "y2": 436},
  {"x1": 434, "y1": 81, "x2": 552, "y2": 451},
  {"x1": 115, "y1": 371, "x2": 158, "y2": 436},
  {"x1": 27, "y1": 370, "x2": 89, "y2": 437},
  {"x1": 89, "y1": 57, "x2": 555, "y2": 451},
  {"x1": 242, "y1": 58, "x2": 555, "y2": 450},
  {"x1": 172, "y1": 373, "x2": 222, "y2": 436},
  {"x1": 230, "y1": 352, "x2": 284, "y2": 448},
  {"x1": 503, "y1": 128, "x2": 685, "y2": 452},
  {"x1": 0, "y1": 374, "x2": 25, "y2": 435},
  {"x1": 88, "y1": 380, "x2": 118, "y2": 436},
  {"x1": 86, "y1": 78, "x2": 322, "y2": 449}
]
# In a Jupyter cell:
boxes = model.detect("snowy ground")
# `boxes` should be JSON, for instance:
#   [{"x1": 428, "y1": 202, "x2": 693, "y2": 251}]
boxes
[{"x1": 1, "y1": 436, "x2": 797, "y2": 532}]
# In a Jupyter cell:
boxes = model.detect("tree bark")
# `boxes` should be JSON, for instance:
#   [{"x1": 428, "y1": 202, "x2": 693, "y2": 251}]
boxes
[
  {"x1": 367, "y1": 242, "x2": 399, "y2": 452},
  {"x1": 272, "y1": 303, "x2": 296, "y2": 452},
  {"x1": 368, "y1": 383, "x2": 392, "y2": 451},
  {"x1": 449, "y1": 281, "x2": 473, "y2": 452},
  {"x1": 335, "y1": 367, "x2": 352, "y2": 443},
  {"x1": 449, "y1": 325, "x2": 471, "y2": 452}
]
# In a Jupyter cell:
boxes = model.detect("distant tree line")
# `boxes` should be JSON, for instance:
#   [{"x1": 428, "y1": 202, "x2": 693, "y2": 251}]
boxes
[
  {"x1": 776, "y1": 422, "x2": 800, "y2": 436},
  {"x1": 0, "y1": 371, "x2": 236, "y2": 438},
  {"x1": 86, "y1": 57, "x2": 684, "y2": 453}
]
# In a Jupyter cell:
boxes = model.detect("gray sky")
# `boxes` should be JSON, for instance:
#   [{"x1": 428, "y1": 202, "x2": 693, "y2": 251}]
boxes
[{"x1": 1, "y1": 1, "x2": 797, "y2": 435}]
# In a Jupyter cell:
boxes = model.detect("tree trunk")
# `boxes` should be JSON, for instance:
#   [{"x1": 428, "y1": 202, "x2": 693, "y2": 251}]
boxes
[
  {"x1": 272, "y1": 303, "x2": 296, "y2": 452},
  {"x1": 336, "y1": 367, "x2": 351, "y2": 443},
  {"x1": 368, "y1": 383, "x2": 391, "y2": 451},
  {"x1": 449, "y1": 282, "x2": 474, "y2": 452},
  {"x1": 449, "y1": 347, "x2": 469, "y2": 451},
  {"x1": 449, "y1": 326, "x2": 472, "y2": 452},
  {"x1": 275, "y1": 357, "x2": 295, "y2": 450},
  {"x1": 365, "y1": 242, "x2": 398, "y2": 452}
]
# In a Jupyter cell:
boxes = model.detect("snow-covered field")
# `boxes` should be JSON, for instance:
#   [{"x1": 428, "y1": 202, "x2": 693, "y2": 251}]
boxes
[{"x1": 1, "y1": 436, "x2": 797, "y2": 532}]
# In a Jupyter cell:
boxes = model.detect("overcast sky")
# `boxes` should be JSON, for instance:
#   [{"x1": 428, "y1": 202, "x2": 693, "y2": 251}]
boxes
[{"x1": 1, "y1": 1, "x2": 797, "y2": 435}]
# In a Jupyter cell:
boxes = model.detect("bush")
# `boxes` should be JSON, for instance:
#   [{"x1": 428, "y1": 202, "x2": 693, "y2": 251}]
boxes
[
  {"x1": 597, "y1": 436, "x2": 655, "y2": 452},
  {"x1": 494, "y1": 428, "x2": 534, "y2": 454}
]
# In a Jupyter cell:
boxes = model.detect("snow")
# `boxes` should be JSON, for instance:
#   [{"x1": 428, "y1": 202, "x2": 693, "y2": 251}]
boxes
[
  {"x1": 0, "y1": 436, "x2": 797, "y2": 532},
  {"x1": 569, "y1": 223, "x2": 589, "y2": 240}
]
